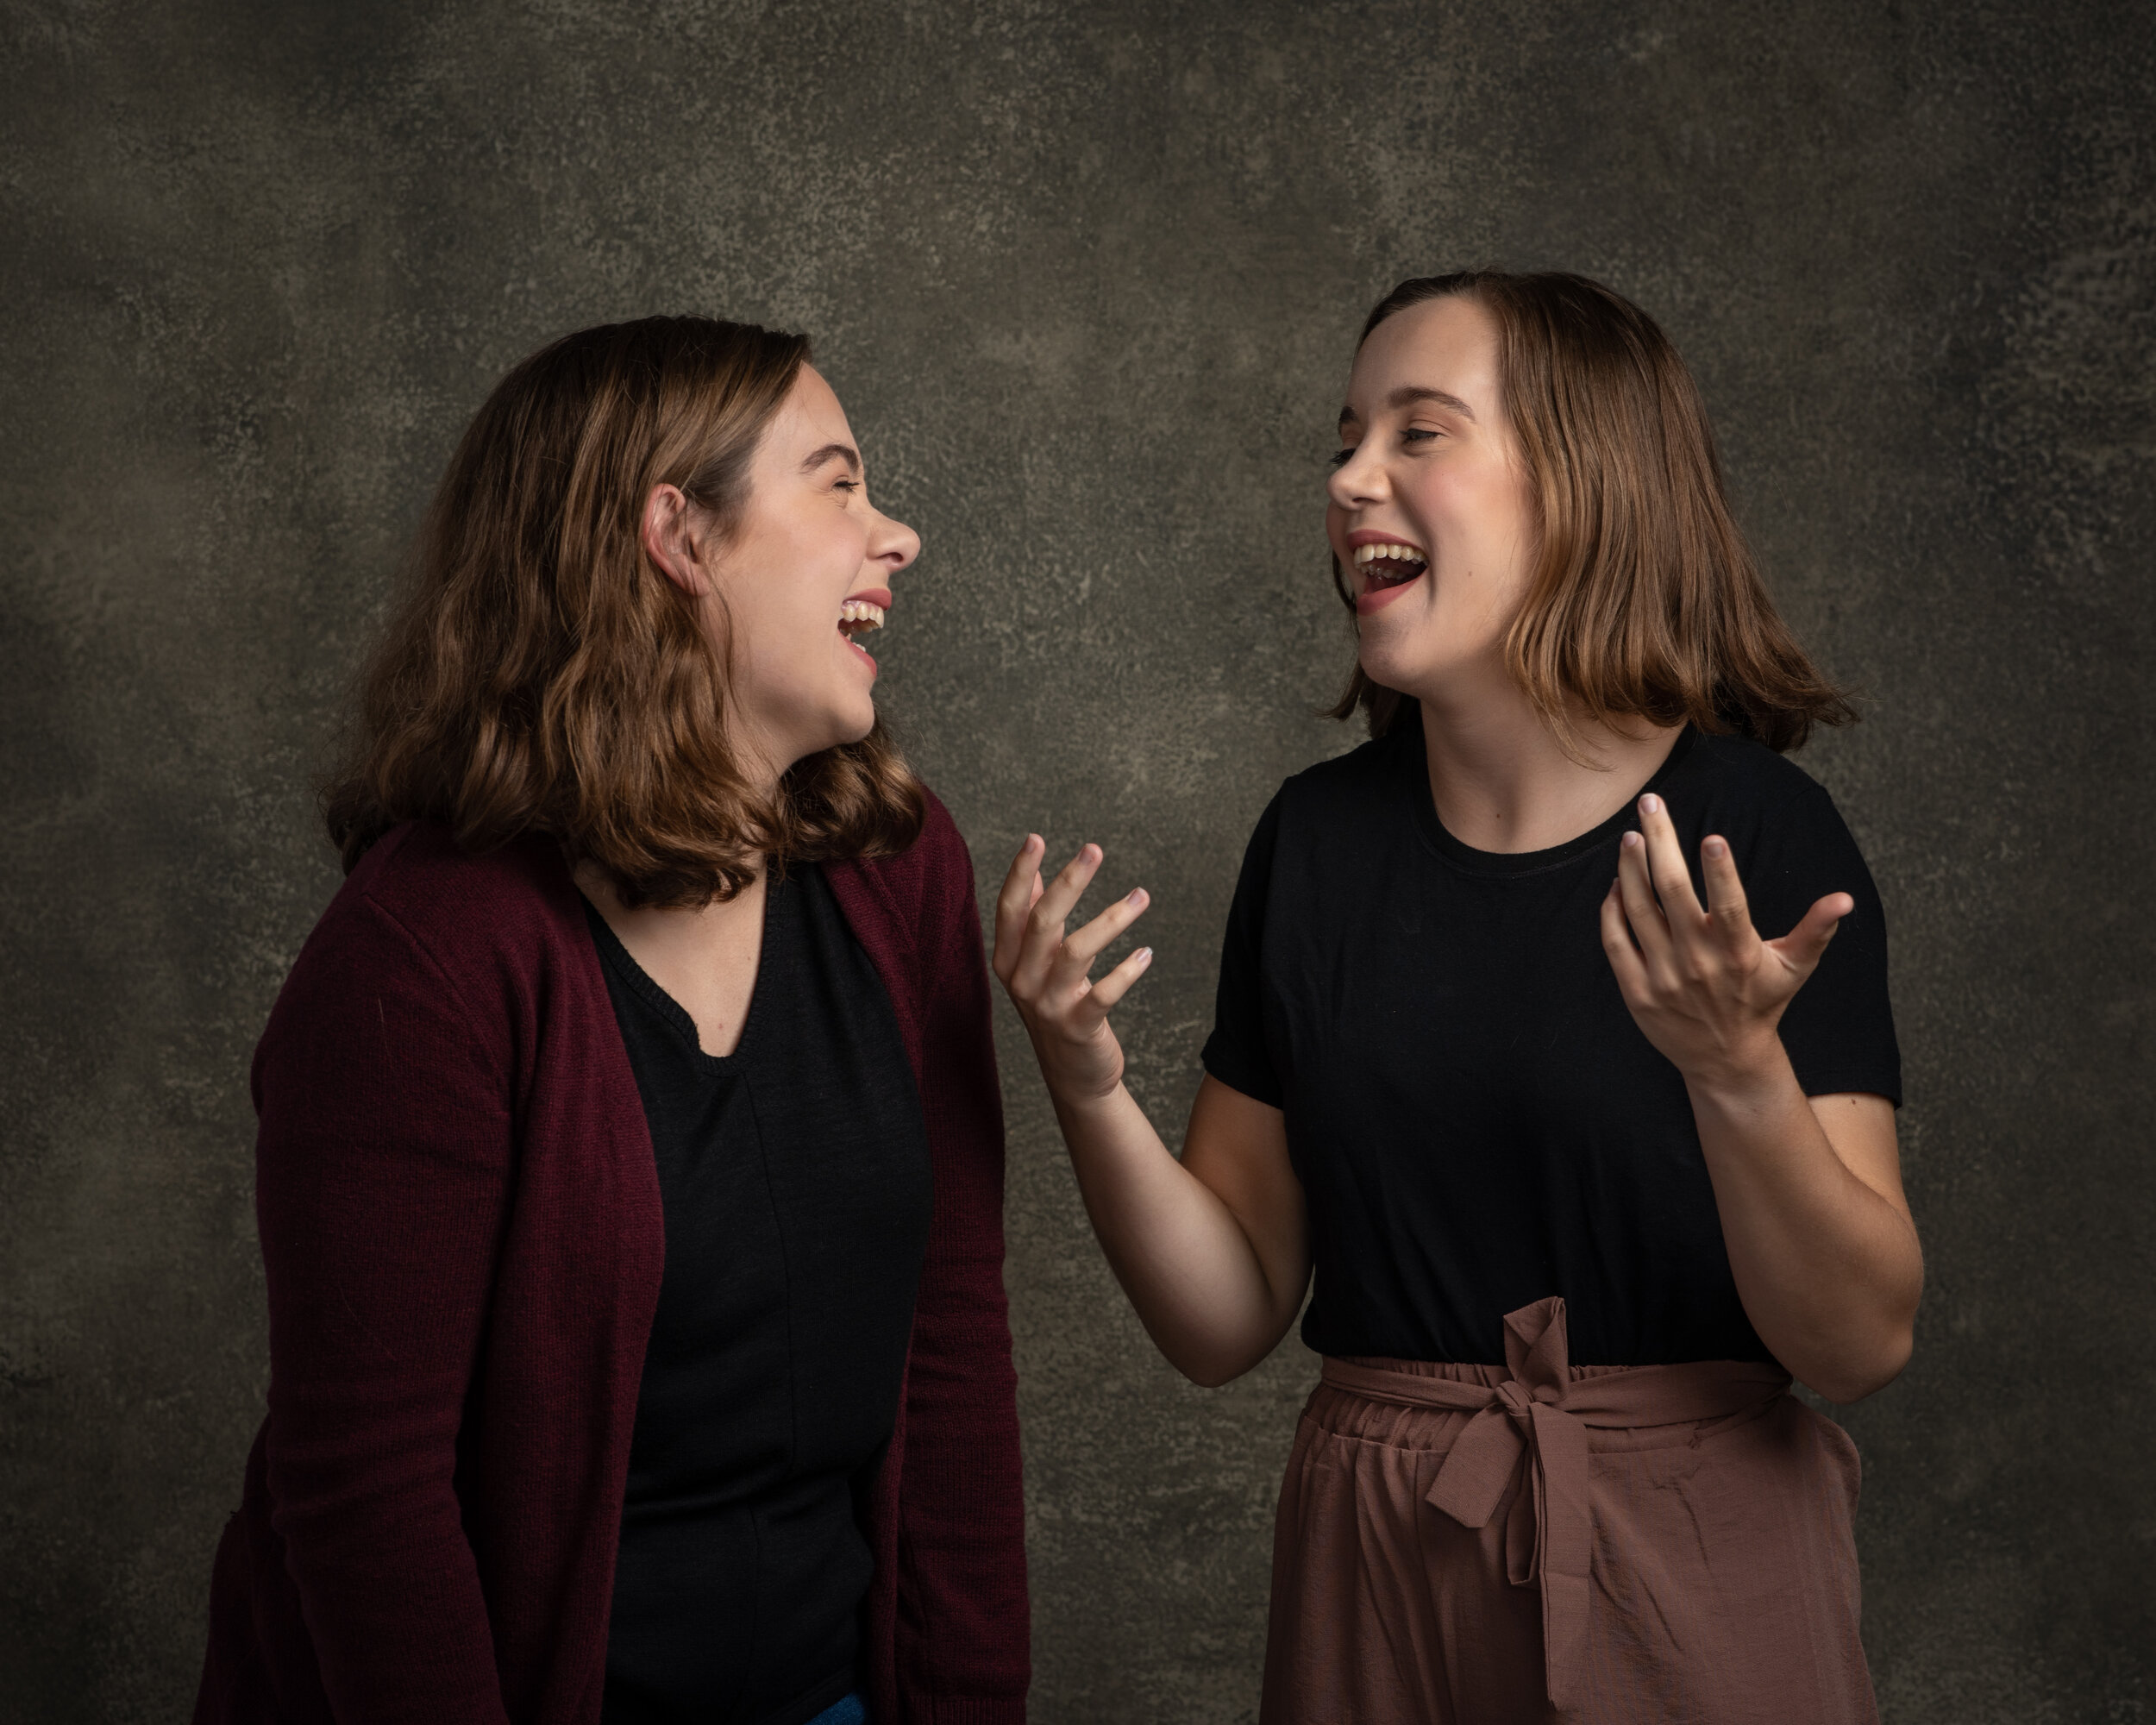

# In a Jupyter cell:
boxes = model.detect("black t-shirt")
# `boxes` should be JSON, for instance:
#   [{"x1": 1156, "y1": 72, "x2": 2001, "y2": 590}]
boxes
[
  {"x1": 588, "y1": 863, "x2": 931, "y2": 1725},
  {"x1": 1200, "y1": 722, "x2": 1900, "y2": 1368}
]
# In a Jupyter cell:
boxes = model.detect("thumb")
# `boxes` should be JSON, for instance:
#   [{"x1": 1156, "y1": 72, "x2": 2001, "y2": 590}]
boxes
[{"x1": 1772, "y1": 892, "x2": 1854, "y2": 976}]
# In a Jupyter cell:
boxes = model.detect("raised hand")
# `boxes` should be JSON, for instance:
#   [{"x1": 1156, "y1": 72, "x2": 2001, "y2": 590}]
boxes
[
  {"x1": 992, "y1": 836, "x2": 1155, "y2": 1102},
  {"x1": 1599, "y1": 793, "x2": 1853, "y2": 1093}
]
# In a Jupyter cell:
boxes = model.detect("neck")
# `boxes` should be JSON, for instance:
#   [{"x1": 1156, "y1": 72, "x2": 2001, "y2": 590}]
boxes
[
  {"x1": 1412, "y1": 666, "x2": 1682, "y2": 854},
  {"x1": 734, "y1": 723, "x2": 791, "y2": 808}
]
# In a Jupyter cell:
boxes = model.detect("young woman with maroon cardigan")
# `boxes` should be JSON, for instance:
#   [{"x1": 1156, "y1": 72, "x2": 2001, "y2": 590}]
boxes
[{"x1": 194, "y1": 319, "x2": 1028, "y2": 1725}]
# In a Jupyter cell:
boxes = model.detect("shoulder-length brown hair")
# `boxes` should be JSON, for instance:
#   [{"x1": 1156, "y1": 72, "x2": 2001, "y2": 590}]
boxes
[
  {"x1": 1331, "y1": 271, "x2": 1853, "y2": 754},
  {"x1": 323, "y1": 315, "x2": 924, "y2": 906}
]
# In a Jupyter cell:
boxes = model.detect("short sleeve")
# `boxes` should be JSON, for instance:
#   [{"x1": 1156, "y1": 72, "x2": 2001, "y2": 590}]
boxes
[
  {"x1": 1200, "y1": 794, "x2": 1286, "y2": 1108},
  {"x1": 1746, "y1": 785, "x2": 1903, "y2": 1107}
]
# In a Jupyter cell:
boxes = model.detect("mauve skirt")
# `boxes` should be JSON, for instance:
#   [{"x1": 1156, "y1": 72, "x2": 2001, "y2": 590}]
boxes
[{"x1": 1260, "y1": 1298, "x2": 1877, "y2": 1725}]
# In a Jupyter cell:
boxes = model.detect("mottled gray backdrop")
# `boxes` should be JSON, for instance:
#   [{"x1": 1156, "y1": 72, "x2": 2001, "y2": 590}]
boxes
[{"x1": 3, "y1": 1, "x2": 2152, "y2": 1719}]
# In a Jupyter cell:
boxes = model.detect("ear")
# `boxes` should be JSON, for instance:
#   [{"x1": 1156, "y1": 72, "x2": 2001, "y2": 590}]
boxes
[{"x1": 642, "y1": 483, "x2": 711, "y2": 598}]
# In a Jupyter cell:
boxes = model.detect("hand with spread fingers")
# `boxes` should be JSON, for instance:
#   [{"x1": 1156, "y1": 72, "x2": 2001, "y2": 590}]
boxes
[
  {"x1": 1596, "y1": 787, "x2": 1920, "y2": 1406},
  {"x1": 1600, "y1": 792, "x2": 1854, "y2": 1093},
  {"x1": 988, "y1": 833, "x2": 1309, "y2": 1386},
  {"x1": 992, "y1": 836, "x2": 1156, "y2": 1103}
]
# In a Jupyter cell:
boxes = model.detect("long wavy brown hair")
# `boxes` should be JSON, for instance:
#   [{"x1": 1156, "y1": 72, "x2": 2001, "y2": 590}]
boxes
[
  {"x1": 323, "y1": 316, "x2": 924, "y2": 906},
  {"x1": 1330, "y1": 271, "x2": 1854, "y2": 755}
]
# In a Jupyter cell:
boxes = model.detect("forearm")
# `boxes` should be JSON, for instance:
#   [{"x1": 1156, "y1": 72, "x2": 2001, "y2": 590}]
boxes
[
  {"x1": 895, "y1": 1259, "x2": 1030, "y2": 1706},
  {"x1": 889, "y1": 873, "x2": 1031, "y2": 1707},
  {"x1": 993, "y1": 836, "x2": 1305, "y2": 1383},
  {"x1": 254, "y1": 900, "x2": 517, "y2": 1718},
  {"x1": 1688, "y1": 1053, "x2": 1921, "y2": 1402},
  {"x1": 260, "y1": 1174, "x2": 512, "y2": 1718},
  {"x1": 1048, "y1": 1081, "x2": 1296, "y2": 1385},
  {"x1": 261, "y1": 1441, "x2": 508, "y2": 1721}
]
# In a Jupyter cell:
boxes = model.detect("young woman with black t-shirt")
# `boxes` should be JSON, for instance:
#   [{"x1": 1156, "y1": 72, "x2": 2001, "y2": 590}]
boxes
[{"x1": 993, "y1": 273, "x2": 1919, "y2": 1723}]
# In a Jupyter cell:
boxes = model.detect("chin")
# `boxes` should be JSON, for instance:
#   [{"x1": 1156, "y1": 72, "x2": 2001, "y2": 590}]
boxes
[
  {"x1": 1356, "y1": 635, "x2": 1434, "y2": 698},
  {"x1": 845, "y1": 688, "x2": 881, "y2": 741},
  {"x1": 821, "y1": 699, "x2": 880, "y2": 754}
]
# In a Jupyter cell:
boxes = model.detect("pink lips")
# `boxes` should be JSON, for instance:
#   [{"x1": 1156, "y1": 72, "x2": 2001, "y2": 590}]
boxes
[{"x1": 1354, "y1": 575, "x2": 1422, "y2": 615}]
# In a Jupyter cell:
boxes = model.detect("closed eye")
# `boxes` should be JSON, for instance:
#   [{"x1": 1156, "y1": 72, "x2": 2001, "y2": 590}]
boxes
[{"x1": 1332, "y1": 427, "x2": 1440, "y2": 467}]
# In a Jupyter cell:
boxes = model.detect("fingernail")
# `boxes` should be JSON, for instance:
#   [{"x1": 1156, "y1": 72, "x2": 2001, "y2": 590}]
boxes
[
  {"x1": 1704, "y1": 837, "x2": 1727, "y2": 858},
  {"x1": 1135, "y1": 947, "x2": 1153, "y2": 963},
  {"x1": 1621, "y1": 831, "x2": 1641, "y2": 850},
  {"x1": 1126, "y1": 888, "x2": 1148, "y2": 906},
  {"x1": 1639, "y1": 794, "x2": 1661, "y2": 815}
]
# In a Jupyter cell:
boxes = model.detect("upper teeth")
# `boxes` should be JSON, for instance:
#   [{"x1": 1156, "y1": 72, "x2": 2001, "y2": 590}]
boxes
[
  {"x1": 839, "y1": 599, "x2": 886, "y2": 629},
  {"x1": 1352, "y1": 542, "x2": 1426, "y2": 566}
]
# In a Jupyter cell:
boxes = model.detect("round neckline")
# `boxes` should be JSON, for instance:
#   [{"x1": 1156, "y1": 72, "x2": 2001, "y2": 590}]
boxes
[{"x1": 1404, "y1": 724, "x2": 1697, "y2": 878}]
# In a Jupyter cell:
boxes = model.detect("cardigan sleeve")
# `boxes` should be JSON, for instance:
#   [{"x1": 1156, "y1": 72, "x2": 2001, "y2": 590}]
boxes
[
  {"x1": 893, "y1": 813, "x2": 1032, "y2": 1721},
  {"x1": 251, "y1": 885, "x2": 515, "y2": 1725}
]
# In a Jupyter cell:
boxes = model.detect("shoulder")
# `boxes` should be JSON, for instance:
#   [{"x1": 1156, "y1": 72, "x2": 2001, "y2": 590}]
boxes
[
  {"x1": 260, "y1": 825, "x2": 591, "y2": 1095},
  {"x1": 831, "y1": 781, "x2": 970, "y2": 896},
  {"x1": 308, "y1": 822, "x2": 586, "y2": 994},
  {"x1": 894, "y1": 784, "x2": 975, "y2": 887},
  {"x1": 1279, "y1": 725, "x2": 1413, "y2": 807},
  {"x1": 1245, "y1": 726, "x2": 1413, "y2": 842},
  {"x1": 1670, "y1": 728, "x2": 1825, "y2": 803},
  {"x1": 1238, "y1": 726, "x2": 1416, "y2": 864},
  {"x1": 1662, "y1": 729, "x2": 1852, "y2": 843},
  {"x1": 1668, "y1": 733, "x2": 1882, "y2": 907},
  {"x1": 825, "y1": 783, "x2": 977, "y2": 960}
]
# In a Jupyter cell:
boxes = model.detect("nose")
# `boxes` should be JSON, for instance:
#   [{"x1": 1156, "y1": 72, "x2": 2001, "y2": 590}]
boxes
[
  {"x1": 866, "y1": 505, "x2": 919, "y2": 578},
  {"x1": 1327, "y1": 440, "x2": 1389, "y2": 512}
]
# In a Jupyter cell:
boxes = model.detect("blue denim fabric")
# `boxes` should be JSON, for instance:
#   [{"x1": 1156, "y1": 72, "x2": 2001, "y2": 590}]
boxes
[{"x1": 805, "y1": 1694, "x2": 867, "y2": 1725}]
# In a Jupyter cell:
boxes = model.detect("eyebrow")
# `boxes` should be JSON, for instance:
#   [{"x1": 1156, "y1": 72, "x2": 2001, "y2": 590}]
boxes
[
  {"x1": 1337, "y1": 386, "x2": 1479, "y2": 430},
  {"x1": 799, "y1": 442, "x2": 862, "y2": 475}
]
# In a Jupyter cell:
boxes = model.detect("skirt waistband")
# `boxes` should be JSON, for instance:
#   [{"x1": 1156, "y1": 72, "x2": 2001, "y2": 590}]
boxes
[{"x1": 1317, "y1": 1297, "x2": 1793, "y2": 1714}]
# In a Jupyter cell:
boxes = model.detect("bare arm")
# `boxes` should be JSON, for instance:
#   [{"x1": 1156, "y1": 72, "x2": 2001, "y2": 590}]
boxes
[
  {"x1": 993, "y1": 837, "x2": 1309, "y2": 1386},
  {"x1": 1603, "y1": 794, "x2": 1922, "y2": 1404}
]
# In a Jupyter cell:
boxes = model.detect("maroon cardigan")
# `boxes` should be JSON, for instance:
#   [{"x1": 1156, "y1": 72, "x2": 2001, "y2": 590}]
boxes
[{"x1": 195, "y1": 794, "x2": 1029, "y2": 1724}]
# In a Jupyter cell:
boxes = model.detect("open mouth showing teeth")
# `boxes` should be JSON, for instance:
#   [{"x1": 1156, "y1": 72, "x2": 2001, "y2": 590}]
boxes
[
  {"x1": 1351, "y1": 541, "x2": 1429, "y2": 589},
  {"x1": 838, "y1": 598, "x2": 886, "y2": 638}
]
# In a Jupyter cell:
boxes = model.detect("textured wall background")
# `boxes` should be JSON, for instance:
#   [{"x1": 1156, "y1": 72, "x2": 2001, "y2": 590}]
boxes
[{"x1": 3, "y1": 1, "x2": 2152, "y2": 1719}]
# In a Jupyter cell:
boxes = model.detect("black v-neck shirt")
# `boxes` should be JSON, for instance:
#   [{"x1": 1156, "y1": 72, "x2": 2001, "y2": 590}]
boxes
[
  {"x1": 586, "y1": 863, "x2": 931, "y2": 1725},
  {"x1": 1201, "y1": 722, "x2": 1901, "y2": 1369}
]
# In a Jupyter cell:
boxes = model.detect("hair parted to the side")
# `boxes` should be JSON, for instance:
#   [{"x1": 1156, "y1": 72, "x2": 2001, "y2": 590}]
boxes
[
  {"x1": 1329, "y1": 271, "x2": 1854, "y2": 755},
  {"x1": 323, "y1": 315, "x2": 924, "y2": 906}
]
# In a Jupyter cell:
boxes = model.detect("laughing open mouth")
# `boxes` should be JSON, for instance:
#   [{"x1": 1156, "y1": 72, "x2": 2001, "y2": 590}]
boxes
[
  {"x1": 838, "y1": 597, "x2": 886, "y2": 640},
  {"x1": 1351, "y1": 540, "x2": 1428, "y2": 590}
]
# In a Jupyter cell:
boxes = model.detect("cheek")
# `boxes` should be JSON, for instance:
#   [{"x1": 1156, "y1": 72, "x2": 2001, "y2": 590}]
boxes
[
  {"x1": 718, "y1": 579, "x2": 827, "y2": 694},
  {"x1": 761, "y1": 527, "x2": 859, "y2": 646},
  {"x1": 1463, "y1": 467, "x2": 1534, "y2": 562},
  {"x1": 1422, "y1": 476, "x2": 1532, "y2": 590}
]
